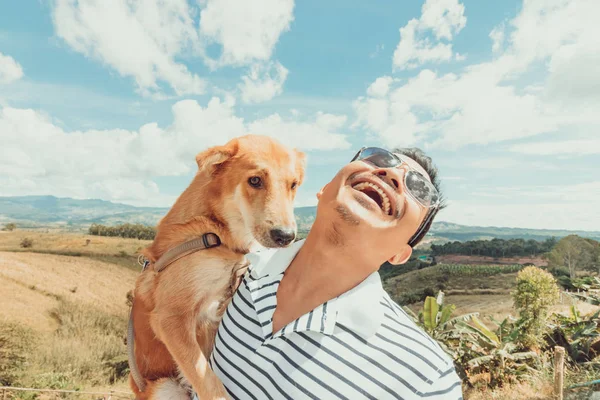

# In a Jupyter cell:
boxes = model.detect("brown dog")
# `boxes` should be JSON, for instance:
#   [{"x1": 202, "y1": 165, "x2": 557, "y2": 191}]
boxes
[{"x1": 129, "y1": 135, "x2": 305, "y2": 399}]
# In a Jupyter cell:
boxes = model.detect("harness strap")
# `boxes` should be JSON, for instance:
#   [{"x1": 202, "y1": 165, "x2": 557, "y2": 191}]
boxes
[
  {"x1": 128, "y1": 232, "x2": 221, "y2": 393},
  {"x1": 153, "y1": 233, "x2": 221, "y2": 273}
]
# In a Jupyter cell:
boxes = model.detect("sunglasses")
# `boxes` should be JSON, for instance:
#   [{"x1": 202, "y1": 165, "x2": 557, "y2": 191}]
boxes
[{"x1": 351, "y1": 147, "x2": 440, "y2": 209}]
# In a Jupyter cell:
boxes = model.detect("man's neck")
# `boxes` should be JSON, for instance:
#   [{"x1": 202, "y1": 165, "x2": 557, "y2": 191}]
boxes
[{"x1": 282, "y1": 225, "x2": 380, "y2": 306}]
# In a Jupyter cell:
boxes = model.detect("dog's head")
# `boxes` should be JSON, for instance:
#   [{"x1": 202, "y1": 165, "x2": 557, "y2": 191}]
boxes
[{"x1": 196, "y1": 134, "x2": 306, "y2": 249}]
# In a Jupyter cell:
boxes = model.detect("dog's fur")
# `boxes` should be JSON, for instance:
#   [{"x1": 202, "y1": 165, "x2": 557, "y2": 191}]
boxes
[{"x1": 129, "y1": 135, "x2": 305, "y2": 399}]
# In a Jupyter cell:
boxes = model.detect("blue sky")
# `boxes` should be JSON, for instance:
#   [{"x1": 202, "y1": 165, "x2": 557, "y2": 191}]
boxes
[{"x1": 0, "y1": 0, "x2": 599, "y2": 231}]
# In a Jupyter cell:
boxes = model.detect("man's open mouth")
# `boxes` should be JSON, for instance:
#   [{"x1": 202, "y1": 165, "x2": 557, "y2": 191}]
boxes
[{"x1": 351, "y1": 180, "x2": 393, "y2": 216}]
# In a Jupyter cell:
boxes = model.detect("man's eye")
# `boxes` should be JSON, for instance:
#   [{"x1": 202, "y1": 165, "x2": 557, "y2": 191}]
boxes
[{"x1": 248, "y1": 176, "x2": 262, "y2": 188}]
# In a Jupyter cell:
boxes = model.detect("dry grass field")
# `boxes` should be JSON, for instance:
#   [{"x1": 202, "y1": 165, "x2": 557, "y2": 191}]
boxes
[
  {"x1": 0, "y1": 230, "x2": 151, "y2": 271},
  {"x1": 0, "y1": 231, "x2": 142, "y2": 397}
]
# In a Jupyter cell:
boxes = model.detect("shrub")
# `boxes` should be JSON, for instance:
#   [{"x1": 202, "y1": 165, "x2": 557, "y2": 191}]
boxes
[
  {"x1": 512, "y1": 266, "x2": 560, "y2": 348},
  {"x1": 3, "y1": 222, "x2": 17, "y2": 231},
  {"x1": 549, "y1": 267, "x2": 570, "y2": 278},
  {"x1": 19, "y1": 237, "x2": 33, "y2": 248},
  {"x1": 88, "y1": 223, "x2": 156, "y2": 240},
  {"x1": 396, "y1": 287, "x2": 436, "y2": 305}
]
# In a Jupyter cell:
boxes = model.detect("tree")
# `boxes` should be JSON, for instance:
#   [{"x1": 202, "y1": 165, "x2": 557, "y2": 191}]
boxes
[
  {"x1": 547, "y1": 235, "x2": 596, "y2": 278},
  {"x1": 512, "y1": 266, "x2": 560, "y2": 348}
]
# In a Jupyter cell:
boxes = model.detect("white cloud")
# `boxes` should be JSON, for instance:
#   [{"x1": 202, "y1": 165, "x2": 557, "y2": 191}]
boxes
[
  {"x1": 393, "y1": 0, "x2": 466, "y2": 70},
  {"x1": 51, "y1": 0, "x2": 205, "y2": 97},
  {"x1": 509, "y1": 138, "x2": 600, "y2": 155},
  {"x1": 239, "y1": 61, "x2": 289, "y2": 104},
  {"x1": 489, "y1": 24, "x2": 505, "y2": 54},
  {"x1": 367, "y1": 76, "x2": 394, "y2": 97},
  {"x1": 0, "y1": 52, "x2": 24, "y2": 84},
  {"x1": 357, "y1": 0, "x2": 600, "y2": 150},
  {"x1": 199, "y1": 0, "x2": 294, "y2": 67},
  {"x1": 50, "y1": 0, "x2": 295, "y2": 98},
  {"x1": 248, "y1": 111, "x2": 350, "y2": 151},
  {"x1": 439, "y1": 181, "x2": 600, "y2": 231},
  {"x1": 0, "y1": 99, "x2": 348, "y2": 205},
  {"x1": 419, "y1": 0, "x2": 467, "y2": 40}
]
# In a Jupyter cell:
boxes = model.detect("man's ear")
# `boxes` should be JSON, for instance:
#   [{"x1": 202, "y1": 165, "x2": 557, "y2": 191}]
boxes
[
  {"x1": 387, "y1": 244, "x2": 412, "y2": 265},
  {"x1": 316, "y1": 184, "x2": 328, "y2": 200},
  {"x1": 195, "y1": 140, "x2": 239, "y2": 175}
]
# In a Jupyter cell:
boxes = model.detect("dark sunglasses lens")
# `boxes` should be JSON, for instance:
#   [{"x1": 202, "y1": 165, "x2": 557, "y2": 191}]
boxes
[
  {"x1": 406, "y1": 171, "x2": 439, "y2": 207},
  {"x1": 357, "y1": 148, "x2": 400, "y2": 168}
]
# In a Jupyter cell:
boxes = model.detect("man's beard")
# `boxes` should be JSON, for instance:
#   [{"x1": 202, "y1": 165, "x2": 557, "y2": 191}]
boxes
[
  {"x1": 335, "y1": 204, "x2": 360, "y2": 226},
  {"x1": 321, "y1": 204, "x2": 360, "y2": 248}
]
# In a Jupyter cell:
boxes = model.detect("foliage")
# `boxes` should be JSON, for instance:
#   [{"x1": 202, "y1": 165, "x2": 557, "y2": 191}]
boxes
[
  {"x1": 546, "y1": 305, "x2": 600, "y2": 363},
  {"x1": 431, "y1": 237, "x2": 557, "y2": 257},
  {"x1": 438, "y1": 264, "x2": 523, "y2": 276},
  {"x1": 457, "y1": 323, "x2": 538, "y2": 389},
  {"x1": 413, "y1": 292, "x2": 538, "y2": 389},
  {"x1": 89, "y1": 222, "x2": 156, "y2": 240},
  {"x1": 512, "y1": 266, "x2": 560, "y2": 348},
  {"x1": 556, "y1": 275, "x2": 600, "y2": 291},
  {"x1": 3, "y1": 222, "x2": 17, "y2": 231},
  {"x1": 395, "y1": 287, "x2": 436, "y2": 305},
  {"x1": 547, "y1": 235, "x2": 599, "y2": 278},
  {"x1": 19, "y1": 237, "x2": 33, "y2": 248}
]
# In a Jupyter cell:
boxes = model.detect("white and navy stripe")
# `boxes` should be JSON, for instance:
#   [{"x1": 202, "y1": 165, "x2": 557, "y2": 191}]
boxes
[{"x1": 208, "y1": 240, "x2": 463, "y2": 400}]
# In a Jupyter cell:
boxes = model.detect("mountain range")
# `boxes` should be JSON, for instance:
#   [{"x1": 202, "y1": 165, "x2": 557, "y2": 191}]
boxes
[{"x1": 1, "y1": 195, "x2": 599, "y2": 242}]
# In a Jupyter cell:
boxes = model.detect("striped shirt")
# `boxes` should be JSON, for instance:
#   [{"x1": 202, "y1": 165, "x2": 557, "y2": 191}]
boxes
[{"x1": 209, "y1": 240, "x2": 463, "y2": 400}]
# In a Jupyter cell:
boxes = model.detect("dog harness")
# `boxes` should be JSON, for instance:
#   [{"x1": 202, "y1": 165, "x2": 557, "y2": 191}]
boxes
[{"x1": 127, "y1": 233, "x2": 221, "y2": 393}]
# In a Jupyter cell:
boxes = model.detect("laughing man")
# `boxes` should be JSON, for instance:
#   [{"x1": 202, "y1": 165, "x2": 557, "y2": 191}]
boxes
[{"x1": 210, "y1": 146, "x2": 463, "y2": 399}]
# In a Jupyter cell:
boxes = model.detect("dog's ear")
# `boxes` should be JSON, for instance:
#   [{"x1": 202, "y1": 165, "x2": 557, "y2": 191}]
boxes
[
  {"x1": 196, "y1": 140, "x2": 239, "y2": 174},
  {"x1": 294, "y1": 149, "x2": 307, "y2": 185}
]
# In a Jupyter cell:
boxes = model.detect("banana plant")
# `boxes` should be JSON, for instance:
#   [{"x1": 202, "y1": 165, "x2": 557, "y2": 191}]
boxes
[
  {"x1": 418, "y1": 291, "x2": 479, "y2": 336},
  {"x1": 453, "y1": 315, "x2": 539, "y2": 388},
  {"x1": 547, "y1": 305, "x2": 600, "y2": 363}
]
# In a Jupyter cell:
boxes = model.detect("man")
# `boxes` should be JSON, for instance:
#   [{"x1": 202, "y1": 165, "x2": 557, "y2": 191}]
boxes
[{"x1": 209, "y1": 146, "x2": 463, "y2": 400}]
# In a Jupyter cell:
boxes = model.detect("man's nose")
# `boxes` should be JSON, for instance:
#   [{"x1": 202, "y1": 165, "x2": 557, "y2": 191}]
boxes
[{"x1": 372, "y1": 166, "x2": 407, "y2": 192}]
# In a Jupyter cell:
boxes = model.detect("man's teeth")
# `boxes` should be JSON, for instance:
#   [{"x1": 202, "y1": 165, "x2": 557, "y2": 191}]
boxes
[{"x1": 352, "y1": 182, "x2": 391, "y2": 215}]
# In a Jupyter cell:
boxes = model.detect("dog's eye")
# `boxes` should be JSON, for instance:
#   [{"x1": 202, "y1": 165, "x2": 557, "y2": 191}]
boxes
[
  {"x1": 291, "y1": 182, "x2": 297, "y2": 189},
  {"x1": 248, "y1": 176, "x2": 262, "y2": 188}
]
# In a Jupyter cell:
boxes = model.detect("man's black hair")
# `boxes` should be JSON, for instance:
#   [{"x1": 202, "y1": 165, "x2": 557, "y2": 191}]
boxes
[{"x1": 393, "y1": 147, "x2": 446, "y2": 247}]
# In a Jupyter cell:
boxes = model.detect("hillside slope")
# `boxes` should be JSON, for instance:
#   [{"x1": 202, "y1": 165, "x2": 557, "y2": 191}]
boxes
[{"x1": 0, "y1": 251, "x2": 137, "y2": 331}]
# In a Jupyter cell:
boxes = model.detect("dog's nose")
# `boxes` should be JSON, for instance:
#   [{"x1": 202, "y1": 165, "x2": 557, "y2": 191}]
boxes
[{"x1": 270, "y1": 228, "x2": 296, "y2": 246}]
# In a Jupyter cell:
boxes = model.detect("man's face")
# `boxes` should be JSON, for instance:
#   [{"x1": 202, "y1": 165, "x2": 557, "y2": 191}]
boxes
[{"x1": 316, "y1": 153, "x2": 431, "y2": 262}]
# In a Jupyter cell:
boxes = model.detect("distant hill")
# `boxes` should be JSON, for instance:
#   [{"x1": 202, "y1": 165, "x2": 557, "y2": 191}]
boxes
[
  {"x1": 295, "y1": 206, "x2": 600, "y2": 241},
  {"x1": 0, "y1": 195, "x2": 168, "y2": 229},
  {"x1": 429, "y1": 221, "x2": 600, "y2": 241},
  {"x1": 2, "y1": 196, "x2": 599, "y2": 241}
]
